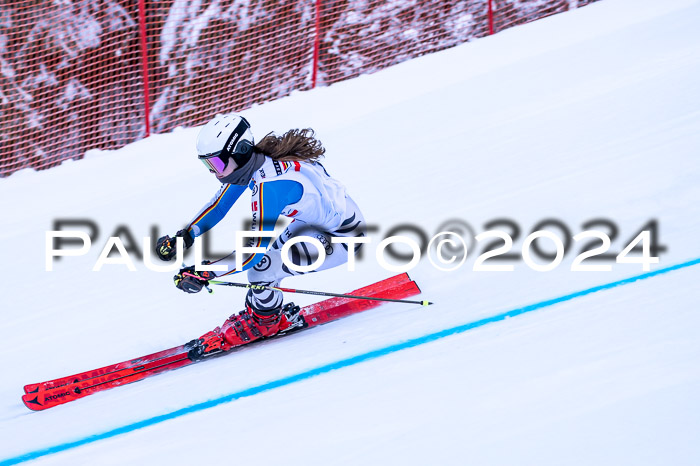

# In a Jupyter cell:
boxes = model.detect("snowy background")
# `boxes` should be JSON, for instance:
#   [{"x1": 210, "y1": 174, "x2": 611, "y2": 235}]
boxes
[
  {"x1": 1, "y1": 0, "x2": 597, "y2": 174},
  {"x1": 1, "y1": 0, "x2": 700, "y2": 463}
]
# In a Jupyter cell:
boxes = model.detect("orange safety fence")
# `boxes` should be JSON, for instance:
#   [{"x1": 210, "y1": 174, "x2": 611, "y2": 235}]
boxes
[{"x1": 0, "y1": 0, "x2": 599, "y2": 177}]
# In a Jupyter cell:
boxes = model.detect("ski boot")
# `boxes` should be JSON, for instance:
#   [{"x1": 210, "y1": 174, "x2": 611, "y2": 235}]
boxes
[
  {"x1": 278, "y1": 302, "x2": 306, "y2": 334},
  {"x1": 221, "y1": 303, "x2": 305, "y2": 348},
  {"x1": 185, "y1": 327, "x2": 231, "y2": 362}
]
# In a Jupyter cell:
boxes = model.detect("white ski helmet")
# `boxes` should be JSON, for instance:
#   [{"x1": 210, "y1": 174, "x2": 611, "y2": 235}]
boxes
[{"x1": 196, "y1": 114, "x2": 254, "y2": 174}]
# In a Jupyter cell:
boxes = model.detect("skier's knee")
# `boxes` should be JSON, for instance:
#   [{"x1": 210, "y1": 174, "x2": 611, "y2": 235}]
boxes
[{"x1": 248, "y1": 253, "x2": 278, "y2": 284}]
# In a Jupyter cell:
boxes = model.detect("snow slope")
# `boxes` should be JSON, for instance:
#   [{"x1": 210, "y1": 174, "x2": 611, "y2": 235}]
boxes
[{"x1": 1, "y1": 0, "x2": 699, "y2": 464}]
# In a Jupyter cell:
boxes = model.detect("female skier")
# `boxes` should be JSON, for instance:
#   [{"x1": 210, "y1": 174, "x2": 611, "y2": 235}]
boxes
[{"x1": 156, "y1": 114, "x2": 365, "y2": 349}]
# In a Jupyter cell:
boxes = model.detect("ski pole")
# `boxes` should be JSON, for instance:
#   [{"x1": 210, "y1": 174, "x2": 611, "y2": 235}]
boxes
[{"x1": 183, "y1": 273, "x2": 432, "y2": 306}]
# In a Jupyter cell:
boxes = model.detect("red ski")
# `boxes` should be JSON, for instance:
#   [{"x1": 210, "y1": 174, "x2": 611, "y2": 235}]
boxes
[
  {"x1": 22, "y1": 273, "x2": 421, "y2": 411},
  {"x1": 23, "y1": 345, "x2": 188, "y2": 395}
]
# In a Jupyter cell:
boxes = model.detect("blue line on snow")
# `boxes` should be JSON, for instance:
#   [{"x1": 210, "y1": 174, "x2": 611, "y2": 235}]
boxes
[{"x1": 3, "y1": 257, "x2": 699, "y2": 466}]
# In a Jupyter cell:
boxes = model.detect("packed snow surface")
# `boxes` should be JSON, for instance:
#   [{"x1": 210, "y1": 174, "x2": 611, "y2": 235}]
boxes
[{"x1": 1, "y1": 0, "x2": 699, "y2": 464}]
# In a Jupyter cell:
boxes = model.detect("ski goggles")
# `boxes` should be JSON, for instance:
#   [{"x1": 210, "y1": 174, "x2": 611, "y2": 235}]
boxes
[
  {"x1": 199, "y1": 153, "x2": 229, "y2": 174},
  {"x1": 198, "y1": 117, "x2": 252, "y2": 175}
]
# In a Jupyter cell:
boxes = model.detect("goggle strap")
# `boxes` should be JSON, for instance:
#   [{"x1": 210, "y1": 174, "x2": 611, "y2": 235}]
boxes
[{"x1": 220, "y1": 118, "x2": 251, "y2": 160}]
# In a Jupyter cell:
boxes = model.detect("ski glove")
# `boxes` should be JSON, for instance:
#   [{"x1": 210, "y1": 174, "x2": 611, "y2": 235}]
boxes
[
  {"x1": 174, "y1": 266, "x2": 216, "y2": 294},
  {"x1": 156, "y1": 229, "x2": 194, "y2": 261}
]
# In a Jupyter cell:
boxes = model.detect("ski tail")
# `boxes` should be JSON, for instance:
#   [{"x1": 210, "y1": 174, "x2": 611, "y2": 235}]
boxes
[{"x1": 302, "y1": 274, "x2": 420, "y2": 326}]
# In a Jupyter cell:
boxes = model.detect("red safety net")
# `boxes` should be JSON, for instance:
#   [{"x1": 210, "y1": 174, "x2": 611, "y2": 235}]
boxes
[
  {"x1": 142, "y1": 0, "x2": 317, "y2": 134},
  {"x1": 0, "y1": 0, "x2": 600, "y2": 177},
  {"x1": 492, "y1": 0, "x2": 600, "y2": 33},
  {"x1": 1, "y1": 0, "x2": 145, "y2": 176}
]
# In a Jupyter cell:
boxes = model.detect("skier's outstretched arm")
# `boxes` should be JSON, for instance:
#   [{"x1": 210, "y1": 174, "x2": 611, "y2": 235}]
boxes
[
  {"x1": 155, "y1": 183, "x2": 245, "y2": 260},
  {"x1": 186, "y1": 183, "x2": 247, "y2": 238},
  {"x1": 211, "y1": 180, "x2": 303, "y2": 277},
  {"x1": 173, "y1": 180, "x2": 302, "y2": 293}
]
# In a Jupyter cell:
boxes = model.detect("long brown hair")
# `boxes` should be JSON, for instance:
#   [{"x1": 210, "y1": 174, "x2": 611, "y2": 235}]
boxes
[{"x1": 254, "y1": 128, "x2": 325, "y2": 162}]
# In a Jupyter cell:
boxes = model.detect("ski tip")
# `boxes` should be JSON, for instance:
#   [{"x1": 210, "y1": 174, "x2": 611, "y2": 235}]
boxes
[{"x1": 422, "y1": 300, "x2": 433, "y2": 306}]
